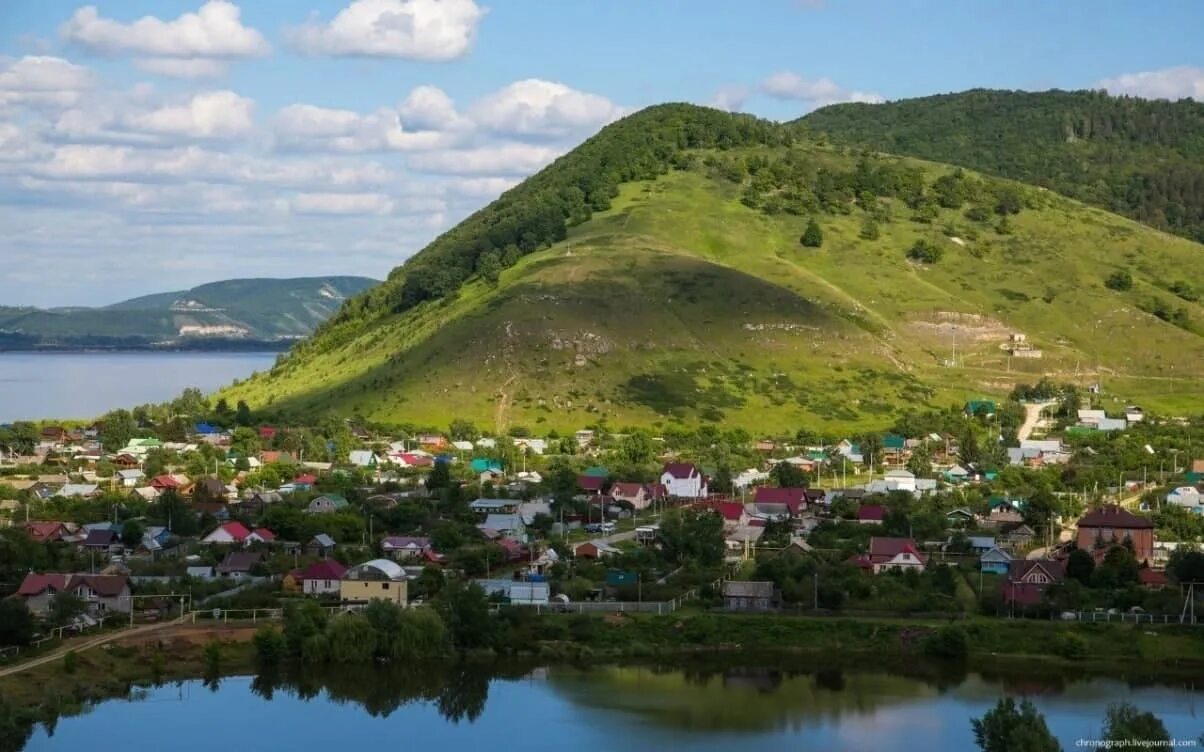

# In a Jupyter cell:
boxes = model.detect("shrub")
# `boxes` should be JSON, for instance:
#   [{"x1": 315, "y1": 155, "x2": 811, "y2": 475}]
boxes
[
  {"x1": 921, "y1": 625, "x2": 968, "y2": 660},
  {"x1": 62, "y1": 650, "x2": 78, "y2": 674},
  {"x1": 253, "y1": 626, "x2": 286, "y2": 665},
  {"x1": 800, "y1": 218, "x2": 824, "y2": 248},
  {"x1": 1053, "y1": 632, "x2": 1088, "y2": 660},
  {"x1": 1105, "y1": 270, "x2": 1133, "y2": 291},
  {"x1": 906, "y1": 240, "x2": 944, "y2": 264}
]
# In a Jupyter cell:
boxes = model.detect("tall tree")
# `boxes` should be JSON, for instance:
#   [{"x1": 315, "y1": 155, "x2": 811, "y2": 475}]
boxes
[
  {"x1": 971, "y1": 698, "x2": 1061, "y2": 752},
  {"x1": 1101, "y1": 702, "x2": 1169, "y2": 744},
  {"x1": 800, "y1": 218, "x2": 824, "y2": 247}
]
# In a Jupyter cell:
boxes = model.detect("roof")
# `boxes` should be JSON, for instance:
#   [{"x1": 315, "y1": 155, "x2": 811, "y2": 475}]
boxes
[
  {"x1": 882, "y1": 434, "x2": 906, "y2": 450},
  {"x1": 248, "y1": 528, "x2": 276, "y2": 542},
  {"x1": 209, "y1": 521, "x2": 251, "y2": 542},
  {"x1": 662, "y1": 462, "x2": 700, "y2": 480},
  {"x1": 578, "y1": 474, "x2": 606, "y2": 492},
  {"x1": 83, "y1": 529, "x2": 119, "y2": 547},
  {"x1": 301, "y1": 559, "x2": 347, "y2": 581},
  {"x1": 753, "y1": 487, "x2": 807, "y2": 505},
  {"x1": 696, "y1": 500, "x2": 744, "y2": 521},
  {"x1": 610, "y1": 482, "x2": 647, "y2": 498},
  {"x1": 1139, "y1": 569, "x2": 1169, "y2": 587},
  {"x1": 382, "y1": 536, "x2": 431, "y2": 550},
  {"x1": 980, "y1": 546, "x2": 1013, "y2": 562},
  {"x1": 217, "y1": 552, "x2": 262, "y2": 572},
  {"x1": 310, "y1": 533, "x2": 336, "y2": 547},
  {"x1": 1007, "y1": 559, "x2": 1066, "y2": 582},
  {"x1": 480, "y1": 513, "x2": 523, "y2": 530},
  {"x1": 25, "y1": 521, "x2": 68, "y2": 543},
  {"x1": 345, "y1": 558, "x2": 405, "y2": 581},
  {"x1": 582, "y1": 466, "x2": 609, "y2": 478},
  {"x1": 68, "y1": 574, "x2": 129, "y2": 597},
  {"x1": 868, "y1": 537, "x2": 926, "y2": 562},
  {"x1": 857, "y1": 504, "x2": 886, "y2": 522},
  {"x1": 310, "y1": 494, "x2": 349, "y2": 509},
  {"x1": 1077, "y1": 505, "x2": 1154, "y2": 530},
  {"x1": 723, "y1": 581, "x2": 776, "y2": 598},
  {"x1": 60, "y1": 483, "x2": 99, "y2": 497},
  {"x1": 18, "y1": 573, "x2": 69, "y2": 596}
]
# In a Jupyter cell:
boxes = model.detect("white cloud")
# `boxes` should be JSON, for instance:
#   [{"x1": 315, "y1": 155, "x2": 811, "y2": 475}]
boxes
[
  {"x1": 409, "y1": 142, "x2": 562, "y2": 175},
  {"x1": 760, "y1": 71, "x2": 883, "y2": 108},
  {"x1": 0, "y1": 55, "x2": 94, "y2": 108},
  {"x1": 1096, "y1": 66, "x2": 1204, "y2": 101},
  {"x1": 709, "y1": 85, "x2": 751, "y2": 113},
  {"x1": 399, "y1": 85, "x2": 469, "y2": 131},
  {"x1": 470, "y1": 79, "x2": 625, "y2": 137},
  {"x1": 290, "y1": 192, "x2": 395, "y2": 215},
  {"x1": 273, "y1": 102, "x2": 455, "y2": 152},
  {"x1": 135, "y1": 58, "x2": 227, "y2": 79},
  {"x1": 447, "y1": 176, "x2": 519, "y2": 198},
  {"x1": 124, "y1": 90, "x2": 255, "y2": 139},
  {"x1": 287, "y1": 0, "x2": 484, "y2": 61},
  {"x1": 61, "y1": 1, "x2": 269, "y2": 58}
]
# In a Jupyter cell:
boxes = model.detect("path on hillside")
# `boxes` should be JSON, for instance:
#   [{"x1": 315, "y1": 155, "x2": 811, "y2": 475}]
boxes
[
  {"x1": 0, "y1": 618, "x2": 183, "y2": 679},
  {"x1": 1018, "y1": 401, "x2": 1057, "y2": 442}
]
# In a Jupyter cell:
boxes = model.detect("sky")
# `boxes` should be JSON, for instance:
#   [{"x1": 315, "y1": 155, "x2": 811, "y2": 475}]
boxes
[{"x1": 1, "y1": 0, "x2": 1202, "y2": 307}]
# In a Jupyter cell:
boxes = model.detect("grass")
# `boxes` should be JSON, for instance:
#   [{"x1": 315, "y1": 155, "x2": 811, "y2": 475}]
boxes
[{"x1": 223, "y1": 143, "x2": 1204, "y2": 432}]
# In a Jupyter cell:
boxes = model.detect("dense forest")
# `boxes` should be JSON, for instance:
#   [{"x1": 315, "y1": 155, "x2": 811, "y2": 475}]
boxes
[{"x1": 798, "y1": 89, "x2": 1204, "y2": 243}]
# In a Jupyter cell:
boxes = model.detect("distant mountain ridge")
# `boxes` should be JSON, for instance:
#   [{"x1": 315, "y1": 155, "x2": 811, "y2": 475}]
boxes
[{"x1": 0, "y1": 276, "x2": 378, "y2": 351}]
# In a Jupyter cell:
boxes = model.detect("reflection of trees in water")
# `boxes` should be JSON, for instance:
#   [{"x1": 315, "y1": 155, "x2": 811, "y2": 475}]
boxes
[{"x1": 246, "y1": 662, "x2": 522, "y2": 724}]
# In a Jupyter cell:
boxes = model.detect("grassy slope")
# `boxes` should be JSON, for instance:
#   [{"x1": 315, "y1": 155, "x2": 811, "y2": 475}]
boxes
[{"x1": 225, "y1": 145, "x2": 1204, "y2": 432}]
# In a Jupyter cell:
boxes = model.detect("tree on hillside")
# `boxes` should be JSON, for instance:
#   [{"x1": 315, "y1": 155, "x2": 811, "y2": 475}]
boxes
[
  {"x1": 234, "y1": 400, "x2": 253, "y2": 427},
  {"x1": 770, "y1": 461, "x2": 808, "y2": 488},
  {"x1": 859, "y1": 216, "x2": 880, "y2": 240},
  {"x1": 426, "y1": 460, "x2": 451, "y2": 490},
  {"x1": 971, "y1": 698, "x2": 1061, "y2": 752},
  {"x1": 120, "y1": 519, "x2": 144, "y2": 548},
  {"x1": 1105, "y1": 270, "x2": 1134, "y2": 291},
  {"x1": 448, "y1": 419, "x2": 479, "y2": 442},
  {"x1": 99, "y1": 409, "x2": 138, "y2": 452},
  {"x1": 1102, "y1": 702, "x2": 1169, "y2": 744},
  {"x1": 800, "y1": 218, "x2": 824, "y2": 247},
  {"x1": 906, "y1": 239, "x2": 943, "y2": 264},
  {"x1": 959, "y1": 428, "x2": 981, "y2": 465},
  {"x1": 1066, "y1": 547, "x2": 1095, "y2": 585},
  {"x1": 619, "y1": 431, "x2": 655, "y2": 466}
]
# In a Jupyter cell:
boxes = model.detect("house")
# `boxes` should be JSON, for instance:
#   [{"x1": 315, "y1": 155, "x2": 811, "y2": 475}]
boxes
[
  {"x1": 59, "y1": 483, "x2": 100, "y2": 498},
  {"x1": 246, "y1": 528, "x2": 276, "y2": 545},
  {"x1": 496, "y1": 537, "x2": 528, "y2": 562},
  {"x1": 964, "y1": 400, "x2": 997, "y2": 417},
  {"x1": 943, "y1": 465, "x2": 970, "y2": 484},
  {"x1": 850, "y1": 537, "x2": 928, "y2": 574},
  {"x1": 574, "y1": 539, "x2": 621, "y2": 559},
  {"x1": 381, "y1": 536, "x2": 431, "y2": 561},
  {"x1": 306, "y1": 494, "x2": 349, "y2": 514},
  {"x1": 478, "y1": 513, "x2": 526, "y2": 540},
  {"x1": 857, "y1": 504, "x2": 886, "y2": 525},
  {"x1": 577, "y1": 474, "x2": 606, "y2": 495},
  {"x1": 1076, "y1": 505, "x2": 1155, "y2": 563},
  {"x1": 1166, "y1": 487, "x2": 1202, "y2": 512},
  {"x1": 967, "y1": 535, "x2": 996, "y2": 554},
  {"x1": 722, "y1": 581, "x2": 779, "y2": 612},
  {"x1": 998, "y1": 522, "x2": 1036, "y2": 550},
  {"x1": 979, "y1": 546, "x2": 1013, "y2": 575},
  {"x1": 1003, "y1": 559, "x2": 1065, "y2": 606},
  {"x1": 1188, "y1": 459, "x2": 1204, "y2": 484},
  {"x1": 18, "y1": 573, "x2": 131, "y2": 617},
  {"x1": 201, "y1": 521, "x2": 251, "y2": 545},
  {"x1": 185, "y1": 565, "x2": 217, "y2": 580},
  {"x1": 82, "y1": 528, "x2": 121, "y2": 553},
  {"x1": 695, "y1": 500, "x2": 747, "y2": 529},
  {"x1": 340, "y1": 559, "x2": 407, "y2": 605},
  {"x1": 150, "y1": 474, "x2": 186, "y2": 491},
  {"x1": 300, "y1": 559, "x2": 347, "y2": 596},
  {"x1": 348, "y1": 450, "x2": 378, "y2": 467},
  {"x1": 194, "y1": 477, "x2": 228, "y2": 500},
  {"x1": 216, "y1": 552, "x2": 262, "y2": 579},
  {"x1": 660, "y1": 463, "x2": 707, "y2": 499},
  {"x1": 25, "y1": 521, "x2": 70, "y2": 544},
  {"x1": 883, "y1": 469, "x2": 917, "y2": 493},
  {"x1": 609, "y1": 482, "x2": 654, "y2": 510},
  {"x1": 115, "y1": 469, "x2": 144, "y2": 487},
  {"x1": 192, "y1": 501, "x2": 230, "y2": 522},
  {"x1": 258, "y1": 426, "x2": 278, "y2": 441},
  {"x1": 469, "y1": 458, "x2": 503, "y2": 474},
  {"x1": 882, "y1": 434, "x2": 907, "y2": 463},
  {"x1": 306, "y1": 533, "x2": 337, "y2": 558},
  {"x1": 1138, "y1": 568, "x2": 1169, "y2": 590},
  {"x1": 752, "y1": 487, "x2": 807, "y2": 517},
  {"x1": 945, "y1": 508, "x2": 975, "y2": 528},
  {"x1": 469, "y1": 498, "x2": 518, "y2": 515}
]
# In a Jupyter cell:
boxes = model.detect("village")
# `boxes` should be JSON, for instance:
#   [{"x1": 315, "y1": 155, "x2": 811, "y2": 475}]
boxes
[{"x1": 1, "y1": 390, "x2": 1202, "y2": 649}]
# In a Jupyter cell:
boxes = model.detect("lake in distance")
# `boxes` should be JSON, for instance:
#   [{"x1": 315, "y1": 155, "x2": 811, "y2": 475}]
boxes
[
  {"x1": 0, "y1": 351, "x2": 277, "y2": 422},
  {"x1": 23, "y1": 664, "x2": 1204, "y2": 751}
]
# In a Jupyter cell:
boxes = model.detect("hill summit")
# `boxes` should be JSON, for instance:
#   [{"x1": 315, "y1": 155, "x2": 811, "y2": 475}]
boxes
[{"x1": 225, "y1": 103, "x2": 1204, "y2": 432}]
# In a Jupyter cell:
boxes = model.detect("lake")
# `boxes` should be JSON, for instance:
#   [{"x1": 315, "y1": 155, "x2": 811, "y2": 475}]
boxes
[
  {"x1": 0, "y1": 351, "x2": 277, "y2": 422},
  {"x1": 22, "y1": 663, "x2": 1204, "y2": 751}
]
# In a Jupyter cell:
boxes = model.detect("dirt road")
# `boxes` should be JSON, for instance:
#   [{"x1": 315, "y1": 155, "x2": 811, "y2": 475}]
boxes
[
  {"x1": 1018, "y1": 401, "x2": 1057, "y2": 442},
  {"x1": 0, "y1": 619, "x2": 184, "y2": 679}
]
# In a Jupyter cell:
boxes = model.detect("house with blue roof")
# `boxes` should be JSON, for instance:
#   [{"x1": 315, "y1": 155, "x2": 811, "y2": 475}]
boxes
[
  {"x1": 470, "y1": 458, "x2": 503, "y2": 474},
  {"x1": 979, "y1": 546, "x2": 1012, "y2": 575}
]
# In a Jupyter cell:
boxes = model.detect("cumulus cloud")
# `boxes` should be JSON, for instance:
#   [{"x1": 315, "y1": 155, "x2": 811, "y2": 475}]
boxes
[
  {"x1": 760, "y1": 71, "x2": 883, "y2": 108},
  {"x1": 0, "y1": 55, "x2": 94, "y2": 109},
  {"x1": 469, "y1": 79, "x2": 626, "y2": 137},
  {"x1": 124, "y1": 90, "x2": 255, "y2": 139},
  {"x1": 61, "y1": 1, "x2": 269, "y2": 58},
  {"x1": 273, "y1": 102, "x2": 457, "y2": 153},
  {"x1": 709, "y1": 85, "x2": 751, "y2": 113},
  {"x1": 287, "y1": 0, "x2": 484, "y2": 60},
  {"x1": 399, "y1": 85, "x2": 470, "y2": 131},
  {"x1": 135, "y1": 58, "x2": 227, "y2": 79},
  {"x1": 408, "y1": 142, "x2": 562, "y2": 175},
  {"x1": 1096, "y1": 66, "x2": 1204, "y2": 101},
  {"x1": 290, "y1": 191, "x2": 395, "y2": 215}
]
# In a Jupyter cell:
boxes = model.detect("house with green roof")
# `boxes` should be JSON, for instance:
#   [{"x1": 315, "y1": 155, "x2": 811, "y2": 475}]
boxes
[
  {"x1": 882, "y1": 434, "x2": 907, "y2": 463},
  {"x1": 470, "y1": 458, "x2": 503, "y2": 474},
  {"x1": 964, "y1": 400, "x2": 997, "y2": 417},
  {"x1": 582, "y1": 466, "x2": 609, "y2": 478}
]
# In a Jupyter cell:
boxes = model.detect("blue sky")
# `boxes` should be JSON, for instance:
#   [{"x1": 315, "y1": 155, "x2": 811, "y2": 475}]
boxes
[{"x1": 1, "y1": 0, "x2": 1201, "y2": 306}]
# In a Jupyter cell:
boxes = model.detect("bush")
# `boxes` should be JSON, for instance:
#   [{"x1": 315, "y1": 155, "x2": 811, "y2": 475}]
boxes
[
  {"x1": 253, "y1": 626, "x2": 286, "y2": 665},
  {"x1": 906, "y1": 240, "x2": 944, "y2": 264},
  {"x1": 800, "y1": 219, "x2": 824, "y2": 248},
  {"x1": 62, "y1": 650, "x2": 78, "y2": 674},
  {"x1": 921, "y1": 625, "x2": 968, "y2": 660},
  {"x1": 1105, "y1": 270, "x2": 1133, "y2": 291},
  {"x1": 1053, "y1": 632, "x2": 1088, "y2": 660}
]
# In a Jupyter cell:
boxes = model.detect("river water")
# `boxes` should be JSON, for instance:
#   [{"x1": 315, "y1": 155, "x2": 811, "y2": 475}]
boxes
[
  {"x1": 0, "y1": 351, "x2": 276, "y2": 422},
  {"x1": 23, "y1": 663, "x2": 1204, "y2": 751}
]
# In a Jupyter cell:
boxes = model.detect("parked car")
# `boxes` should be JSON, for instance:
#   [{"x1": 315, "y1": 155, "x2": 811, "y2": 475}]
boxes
[{"x1": 599, "y1": 522, "x2": 616, "y2": 534}]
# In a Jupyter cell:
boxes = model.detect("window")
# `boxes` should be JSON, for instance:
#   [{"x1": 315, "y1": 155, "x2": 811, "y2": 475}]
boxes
[{"x1": 382, "y1": 582, "x2": 389, "y2": 589}]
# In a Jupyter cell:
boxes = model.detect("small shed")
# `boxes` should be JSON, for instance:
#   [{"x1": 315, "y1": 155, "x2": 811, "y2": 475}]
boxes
[{"x1": 722, "y1": 580, "x2": 779, "y2": 612}]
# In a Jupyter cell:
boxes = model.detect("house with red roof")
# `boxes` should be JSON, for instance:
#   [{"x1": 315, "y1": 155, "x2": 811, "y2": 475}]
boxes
[
  {"x1": 850, "y1": 537, "x2": 927, "y2": 574},
  {"x1": 18, "y1": 572, "x2": 131, "y2": 617},
  {"x1": 857, "y1": 504, "x2": 886, "y2": 525},
  {"x1": 293, "y1": 473, "x2": 318, "y2": 487},
  {"x1": 246, "y1": 528, "x2": 276, "y2": 545},
  {"x1": 150, "y1": 474, "x2": 181, "y2": 490},
  {"x1": 300, "y1": 559, "x2": 347, "y2": 596},
  {"x1": 24, "y1": 521, "x2": 70, "y2": 544},
  {"x1": 1138, "y1": 568, "x2": 1169, "y2": 590},
  {"x1": 1002, "y1": 559, "x2": 1065, "y2": 606},
  {"x1": 1076, "y1": 505, "x2": 1155, "y2": 563},
  {"x1": 496, "y1": 537, "x2": 529, "y2": 562},
  {"x1": 577, "y1": 474, "x2": 606, "y2": 495},
  {"x1": 660, "y1": 462, "x2": 707, "y2": 499},
  {"x1": 753, "y1": 487, "x2": 808, "y2": 517},
  {"x1": 694, "y1": 499, "x2": 748, "y2": 528},
  {"x1": 201, "y1": 521, "x2": 251, "y2": 545},
  {"x1": 610, "y1": 482, "x2": 654, "y2": 510},
  {"x1": 258, "y1": 426, "x2": 278, "y2": 440}
]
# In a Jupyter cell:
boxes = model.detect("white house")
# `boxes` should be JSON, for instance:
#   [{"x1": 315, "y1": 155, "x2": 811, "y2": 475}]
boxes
[
  {"x1": 1166, "y1": 487, "x2": 1202, "y2": 512},
  {"x1": 853, "y1": 537, "x2": 928, "y2": 574},
  {"x1": 348, "y1": 450, "x2": 378, "y2": 467},
  {"x1": 883, "y1": 469, "x2": 917, "y2": 493},
  {"x1": 116, "y1": 469, "x2": 144, "y2": 487},
  {"x1": 661, "y1": 463, "x2": 707, "y2": 499},
  {"x1": 300, "y1": 559, "x2": 346, "y2": 596}
]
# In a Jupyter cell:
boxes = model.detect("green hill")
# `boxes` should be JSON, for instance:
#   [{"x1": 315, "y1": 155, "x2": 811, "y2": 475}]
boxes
[
  {"x1": 797, "y1": 89, "x2": 1204, "y2": 243},
  {"x1": 224, "y1": 104, "x2": 1204, "y2": 433},
  {"x1": 0, "y1": 276, "x2": 378, "y2": 350}
]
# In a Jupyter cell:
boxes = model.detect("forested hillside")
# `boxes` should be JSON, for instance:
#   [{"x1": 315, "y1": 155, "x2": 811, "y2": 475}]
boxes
[
  {"x1": 225, "y1": 104, "x2": 1204, "y2": 432},
  {"x1": 798, "y1": 89, "x2": 1204, "y2": 243}
]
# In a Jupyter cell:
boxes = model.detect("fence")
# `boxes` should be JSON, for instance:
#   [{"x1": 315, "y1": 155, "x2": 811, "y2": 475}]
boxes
[{"x1": 1060, "y1": 610, "x2": 1197, "y2": 626}]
